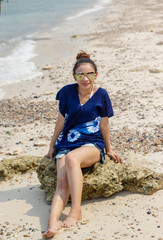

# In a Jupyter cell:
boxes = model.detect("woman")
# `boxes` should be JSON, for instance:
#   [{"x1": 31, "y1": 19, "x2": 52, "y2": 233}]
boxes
[{"x1": 43, "y1": 51, "x2": 123, "y2": 239}]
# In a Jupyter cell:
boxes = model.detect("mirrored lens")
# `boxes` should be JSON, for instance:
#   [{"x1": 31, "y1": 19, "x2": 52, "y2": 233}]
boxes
[
  {"x1": 87, "y1": 73, "x2": 96, "y2": 80},
  {"x1": 75, "y1": 73, "x2": 85, "y2": 81},
  {"x1": 75, "y1": 72, "x2": 96, "y2": 81}
]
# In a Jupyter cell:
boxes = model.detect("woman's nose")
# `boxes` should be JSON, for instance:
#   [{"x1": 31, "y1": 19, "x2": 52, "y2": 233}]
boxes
[{"x1": 83, "y1": 74, "x2": 89, "y2": 80}]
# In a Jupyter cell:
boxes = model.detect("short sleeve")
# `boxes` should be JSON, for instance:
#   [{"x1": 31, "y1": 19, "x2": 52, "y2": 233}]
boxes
[
  {"x1": 56, "y1": 87, "x2": 67, "y2": 117},
  {"x1": 100, "y1": 90, "x2": 114, "y2": 118}
]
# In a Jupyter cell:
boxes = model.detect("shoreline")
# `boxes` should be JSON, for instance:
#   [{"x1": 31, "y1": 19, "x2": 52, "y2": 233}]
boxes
[
  {"x1": 0, "y1": 0, "x2": 112, "y2": 99},
  {"x1": 0, "y1": 0, "x2": 111, "y2": 98},
  {"x1": 0, "y1": 0, "x2": 163, "y2": 239}
]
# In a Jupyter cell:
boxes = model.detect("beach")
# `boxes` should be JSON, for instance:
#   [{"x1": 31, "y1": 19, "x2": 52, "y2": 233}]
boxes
[{"x1": 0, "y1": 0, "x2": 163, "y2": 239}]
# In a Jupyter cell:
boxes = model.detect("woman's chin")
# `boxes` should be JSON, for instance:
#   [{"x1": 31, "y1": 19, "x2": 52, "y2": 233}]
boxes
[{"x1": 80, "y1": 83, "x2": 91, "y2": 88}]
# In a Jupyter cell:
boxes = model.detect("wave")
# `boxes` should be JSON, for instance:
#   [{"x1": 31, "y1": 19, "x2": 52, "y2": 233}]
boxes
[
  {"x1": 0, "y1": 39, "x2": 42, "y2": 87},
  {"x1": 66, "y1": 0, "x2": 113, "y2": 20}
]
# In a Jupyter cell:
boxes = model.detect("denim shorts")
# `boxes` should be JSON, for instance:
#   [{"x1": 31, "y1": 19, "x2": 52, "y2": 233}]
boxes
[{"x1": 54, "y1": 143, "x2": 105, "y2": 164}]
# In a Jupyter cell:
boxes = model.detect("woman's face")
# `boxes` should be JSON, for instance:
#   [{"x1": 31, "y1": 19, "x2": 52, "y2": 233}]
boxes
[{"x1": 74, "y1": 63, "x2": 97, "y2": 90}]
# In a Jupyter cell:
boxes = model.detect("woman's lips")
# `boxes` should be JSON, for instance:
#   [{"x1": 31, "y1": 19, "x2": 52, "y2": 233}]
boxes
[{"x1": 81, "y1": 83, "x2": 90, "y2": 86}]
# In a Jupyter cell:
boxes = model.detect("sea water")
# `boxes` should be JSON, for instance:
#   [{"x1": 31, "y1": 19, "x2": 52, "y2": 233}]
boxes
[{"x1": 0, "y1": 0, "x2": 113, "y2": 97}]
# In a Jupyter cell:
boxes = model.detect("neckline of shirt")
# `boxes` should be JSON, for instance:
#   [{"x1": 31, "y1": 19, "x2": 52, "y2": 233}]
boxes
[{"x1": 76, "y1": 85, "x2": 101, "y2": 106}]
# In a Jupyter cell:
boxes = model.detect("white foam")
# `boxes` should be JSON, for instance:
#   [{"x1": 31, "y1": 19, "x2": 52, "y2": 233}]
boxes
[
  {"x1": 0, "y1": 39, "x2": 42, "y2": 87},
  {"x1": 67, "y1": 0, "x2": 113, "y2": 20},
  {"x1": 52, "y1": 27, "x2": 59, "y2": 32},
  {"x1": 67, "y1": 6, "x2": 103, "y2": 20},
  {"x1": 99, "y1": 0, "x2": 112, "y2": 3}
]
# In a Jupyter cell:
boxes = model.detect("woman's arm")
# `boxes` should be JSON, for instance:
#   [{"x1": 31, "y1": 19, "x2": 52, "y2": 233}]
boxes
[
  {"x1": 99, "y1": 117, "x2": 123, "y2": 163},
  {"x1": 50, "y1": 112, "x2": 65, "y2": 147},
  {"x1": 46, "y1": 112, "x2": 65, "y2": 160}
]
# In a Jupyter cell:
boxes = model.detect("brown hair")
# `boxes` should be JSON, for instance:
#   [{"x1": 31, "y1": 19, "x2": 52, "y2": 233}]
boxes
[{"x1": 73, "y1": 50, "x2": 97, "y2": 74}]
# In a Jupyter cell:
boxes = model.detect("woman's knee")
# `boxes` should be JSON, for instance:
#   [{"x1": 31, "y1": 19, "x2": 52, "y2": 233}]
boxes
[{"x1": 65, "y1": 152, "x2": 79, "y2": 168}]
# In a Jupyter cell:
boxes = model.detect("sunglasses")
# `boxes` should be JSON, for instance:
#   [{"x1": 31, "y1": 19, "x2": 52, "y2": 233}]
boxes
[{"x1": 75, "y1": 72, "x2": 97, "y2": 81}]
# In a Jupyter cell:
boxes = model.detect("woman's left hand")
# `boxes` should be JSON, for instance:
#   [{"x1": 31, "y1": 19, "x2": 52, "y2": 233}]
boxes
[{"x1": 106, "y1": 150, "x2": 123, "y2": 164}]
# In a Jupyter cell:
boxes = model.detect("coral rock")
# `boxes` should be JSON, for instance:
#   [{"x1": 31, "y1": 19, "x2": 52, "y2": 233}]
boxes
[
  {"x1": 42, "y1": 64, "x2": 53, "y2": 70},
  {"x1": 36, "y1": 155, "x2": 163, "y2": 202},
  {"x1": 0, "y1": 156, "x2": 42, "y2": 181}
]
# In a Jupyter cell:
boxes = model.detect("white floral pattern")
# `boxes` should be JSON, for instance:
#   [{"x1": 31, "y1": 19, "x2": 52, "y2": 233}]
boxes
[
  {"x1": 67, "y1": 129, "x2": 81, "y2": 142},
  {"x1": 56, "y1": 132, "x2": 63, "y2": 145},
  {"x1": 64, "y1": 113, "x2": 68, "y2": 124},
  {"x1": 86, "y1": 116, "x2": 101, "y2": 133}
]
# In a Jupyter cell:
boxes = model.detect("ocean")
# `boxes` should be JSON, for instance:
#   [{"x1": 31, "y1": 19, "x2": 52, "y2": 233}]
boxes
[{"x1": 0, "y1": 0, "x2": 112, "y2": 97}]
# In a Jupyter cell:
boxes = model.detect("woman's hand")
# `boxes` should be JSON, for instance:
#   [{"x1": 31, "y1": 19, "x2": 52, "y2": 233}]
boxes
[
  {"x1": 44, "y1": 146, "x2": 55, "y2": 161},
  {"x1": 106, "y1": 150, "x2": 123, "y2": 164}
]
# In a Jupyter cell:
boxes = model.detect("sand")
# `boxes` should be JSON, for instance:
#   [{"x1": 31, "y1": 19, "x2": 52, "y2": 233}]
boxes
[{"x1": 0, "y1": 0, "x2": 163, "y2": 239}]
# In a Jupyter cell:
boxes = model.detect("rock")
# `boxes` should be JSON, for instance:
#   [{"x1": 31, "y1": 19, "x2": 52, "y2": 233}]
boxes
[
  {"x1": 0, "y1": 156, "x2": 42, "y2": 181},
  {"x1": 36, "y1": 156, "x2": 163, "y2": 203},
  {"x1": 71, "y1": 35, "x2": 77, "y2": 38},
  {"x1": 142, "y1": 114, "x2": 145, "y2": 119},
  {"x1": 13, "y1": 128, "x2": 19, "y2": 133},
  {"x1": 24, "y1": 234, "x2": 30, "y2": 237},
  {"x1": 154, "y1": 140, "x2": 162, "y2": 146},
  {"x1": 5, "y1": 131, "x2": 13, "y2": 136},
  {"x1": 0, "y1": 146, "x2": 3, "y2": 155},
  {"x1": 6, "y1": 147, "x2": 22, "y2": 156},
  {"x1": 3, "y1": 123, "x2": 11, "y2": 127},
  {"x1": 127, "y1": 137, "x2": 133, "y2": 142},
  {"x1": 43, "y1": 91, "x2": 53, "y2": 96},
  {"x1": 6, "y1": 232, "x2": 11, "y2": 236},
  {"x1": 156, "y1": 41, "x2": 163, "y2": 45},
  {"x1": 147, "y1": 210, "x2": 151, "y2": 214},
  {"x1": 34, "y1": 142, "x2": 47, "y2": 147},
  {"x1": 149, "y1": 69, "x2": 163, "y2": 74},
  {"x1": 42, "y1": 64, "x2": 53, "y2": 70},
  {"x1": 130, "y1": 66, "x2": 149, "y2": 72}
]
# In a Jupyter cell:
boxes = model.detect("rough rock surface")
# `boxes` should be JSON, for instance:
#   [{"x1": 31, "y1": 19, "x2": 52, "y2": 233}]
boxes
[
  {"x1": 0, "y1": 156, "x2": 42, "y2": 181},
  {"x1": 37, "y1": 156, "x2": 163, "y2": 202}
]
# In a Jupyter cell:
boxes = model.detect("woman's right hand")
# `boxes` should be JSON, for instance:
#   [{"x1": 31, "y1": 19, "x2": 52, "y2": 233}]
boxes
[{"x1": 44, "y1": 146, "x2": 55, "y2": 161}]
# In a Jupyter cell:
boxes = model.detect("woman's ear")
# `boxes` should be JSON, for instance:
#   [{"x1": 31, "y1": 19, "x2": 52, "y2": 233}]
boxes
[
  {"x1": 95, "y1": 72, "x2": 98, "y2": 79},
  {"x1": 73, "y1": 73, "x2": 76, "y2": 81}
]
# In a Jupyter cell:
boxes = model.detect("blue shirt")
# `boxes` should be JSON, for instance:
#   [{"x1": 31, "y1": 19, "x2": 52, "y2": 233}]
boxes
[{"x1": 55, "y1": 83, "x2": 114, "y2": 162}]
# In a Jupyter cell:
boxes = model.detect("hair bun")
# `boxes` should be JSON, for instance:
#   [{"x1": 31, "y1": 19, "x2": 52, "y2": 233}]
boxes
[{"x1": 76, "y1": 50, "x2": 90, "y2": 60}]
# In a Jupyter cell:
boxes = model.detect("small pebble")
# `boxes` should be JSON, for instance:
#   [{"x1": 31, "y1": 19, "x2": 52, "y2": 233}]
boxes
[
  {"x1": 24, "y1": 234, "x2": 30, "y2": 237},
  {"x1": 147, "y1": 210, "x2": 151, "y2": 214},
  {"x1": 6, "y1": 232, "x2": 11, "y2": 236}
]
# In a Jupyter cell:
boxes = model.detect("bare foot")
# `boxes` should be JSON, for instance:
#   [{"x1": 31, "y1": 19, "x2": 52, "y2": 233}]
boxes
[
  {"x1": 62, "y1": 214, "x2": 82, "y2": 228},
  {"x1": 42, "y1": 223, "x2": 61, "y2": 239}
]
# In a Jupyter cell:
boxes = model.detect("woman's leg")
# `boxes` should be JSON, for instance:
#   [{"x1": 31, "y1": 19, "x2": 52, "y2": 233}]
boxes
[
  {"x1": 62, "y1": 146, "x2": 100, "y2": 227},
  {"x1": 43, "y1": 156, "x2": 70, "y2": 238}
]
